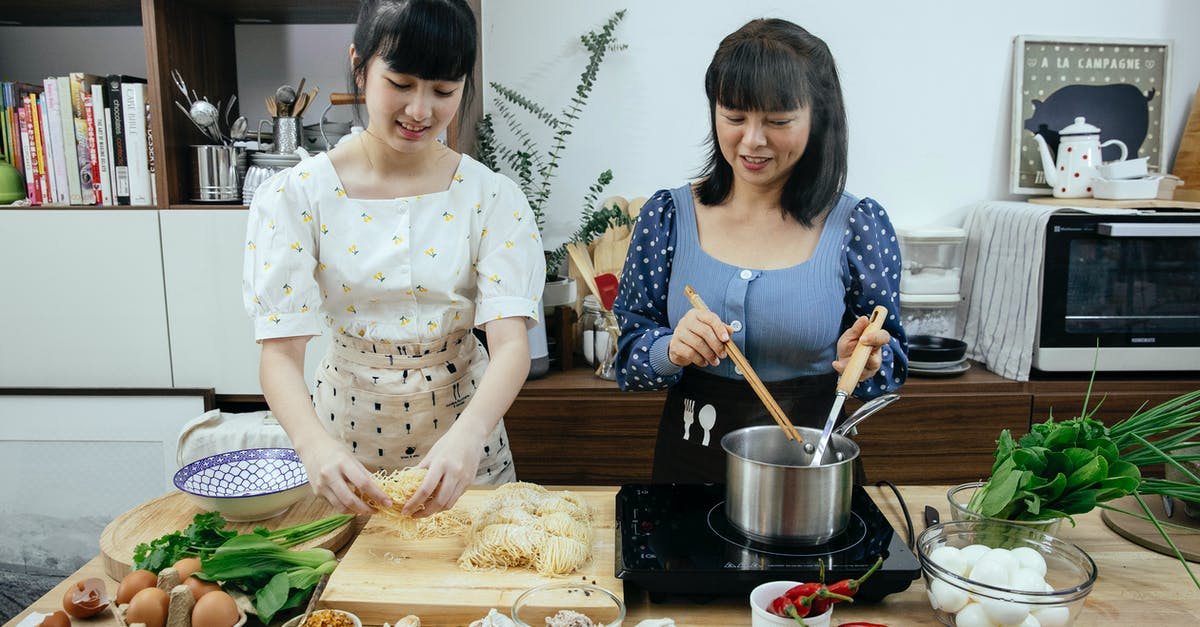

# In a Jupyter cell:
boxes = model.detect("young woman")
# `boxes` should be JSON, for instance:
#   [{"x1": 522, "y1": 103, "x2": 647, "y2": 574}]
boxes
[
  {"x1": 614, "y1": 18, "x2": 908, "y2": 484},
  {"x1": 243, "y1": 0, "x2": 544, "y2": 516}
]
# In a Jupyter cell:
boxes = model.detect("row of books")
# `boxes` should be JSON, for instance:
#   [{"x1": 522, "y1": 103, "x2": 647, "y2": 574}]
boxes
[{"x1": 1, "y1": 74, "x2": 158, "y2": 206}]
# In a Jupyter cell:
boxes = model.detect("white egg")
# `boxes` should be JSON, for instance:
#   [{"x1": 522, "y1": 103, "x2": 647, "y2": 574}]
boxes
[
  {"x1": 980, "y1": 597, "x2": 1030, "y2": 625},
  {"x1": 927, "y1": 586, "x2": 940, "y2": 610},
  {"x1": 954, "y1": 602, "x2": 999, "y2": 627},
  {"x1": 931, "y1": 578, "x2": 969, "y2": 613},
  {"x1": 930, "y1": 546, "x2": 968, "y2": 576},
  {"x1": 969, "y1": 558, "x2": 1011, "y2": 589},
  {"x1": 961, "y1": 544, "x2": 992, "y2": 569},
  {"x1": 1011, "y1": 567, "x2": 1048, "y2": 592},
  {"x1": 981, "y1": 548, "x2": 1019, "y2": 573},
  {"x1": 1031, "y1": 605, "x2": 1071, "y2": 627},
  {"x1": 1011, "y1": 547, "x2": 1048, "y2": 576},
  {"x1": 1014, "y1": 614, "x2": 1043, "y2": 627}
]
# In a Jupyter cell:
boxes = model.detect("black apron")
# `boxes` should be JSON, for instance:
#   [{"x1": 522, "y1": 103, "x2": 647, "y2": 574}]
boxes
[{"x1": 652, "y1": 367, "x2": 862, "y2": 485}]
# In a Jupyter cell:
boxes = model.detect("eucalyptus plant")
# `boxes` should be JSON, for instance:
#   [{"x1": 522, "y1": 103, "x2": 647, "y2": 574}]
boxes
[{"x1": 476, "y1": 10, "x2": 627, "y2": 276}]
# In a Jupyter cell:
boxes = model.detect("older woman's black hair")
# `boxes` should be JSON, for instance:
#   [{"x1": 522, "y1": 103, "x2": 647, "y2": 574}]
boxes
[
  {"x1": 696, "y1": 19, "x2": 848, "y2": 226},
  {"x1": 350, "y1": 0, "x2": 477, "y2": 125}
]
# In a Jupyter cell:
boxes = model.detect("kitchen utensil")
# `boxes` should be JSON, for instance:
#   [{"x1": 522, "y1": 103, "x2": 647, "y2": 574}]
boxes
[
  {"x1": 223, "y1": 94, "x2": 237, "y2": 127},
  {"x1": 230, "y1": 115, "x2": 248, "y2": 140},
  {"x1": 907, "y1": 335, "x2": 967, "y2": 363},
  {"x1": 1034, "y1": 116, "x2": 1128, "y2": 198},
  {"x1": 170, "y1": 68, "x2": 193, "y2": 105},
  {"x1": 265, "y1": 95, "x2": 277, "y2": 117},
  {"x1": 321, "y1": 487, "x2": 620, "y2": 626},
  {"x1": 684, "y1": 285, "x2": 801, "y2": 442},
  {"x1": 189, "y1": 100, "x2": 225, "y2": 144},
  {"x1": 594, "y1": 272, "x2": 619, "y2": 310},
  {"x1": 298, "y1": 572, "x2": 330, "y2": 627},
  {"x1": 723, "y1": 425, "x2": 858, "y2": 544},
  {"x1": 1163, "y1": 494, "x2": 1176, "y2": 519},
  {"x1": 98, "y1": 491, "x2": 353, "y2": 581},
  {"x1": 810, "y1": 305, "x2": 889, "y2": 466},
  {"x1": 297, "y1": 87, "x2": 319, "y2": 118},
  {"x1": 1174, "y1": 83, "x2": 1200, "y2": 196},
  {"x1": 566, "y1": 241, "x2": 604, "y2": 309},
  {"x1": 295, "y1": 77, "x2": 307, "y2": 104},
  {"x1": 832, "y1": 393, "x2": 900, "y2": 438},
  {"x1": 275, "y1": 84, "x2": 297, "y2": 117}
]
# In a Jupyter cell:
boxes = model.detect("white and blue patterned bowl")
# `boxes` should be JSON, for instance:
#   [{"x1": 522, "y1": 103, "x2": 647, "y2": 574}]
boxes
[{"x1": 174, "y1": 448, "x2": 310, "y2": 521}]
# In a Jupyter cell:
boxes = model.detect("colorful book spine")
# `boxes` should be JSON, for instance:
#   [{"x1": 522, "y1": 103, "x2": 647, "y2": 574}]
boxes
[
  {"x1": 69, "y1": 72, "x2": 102, "y2": 204},
  {"x1": 26, "y1": 95, "x2": 47, "y2": 204},
  {"x1": 37, "y1": 94, "x2": 57, "y2": 204},
  {"x1": 105, "y1": 75, "x2": 142, "y2": 205},
  {"x1": 83, "y1": 93, "x2": 103, "y2": 204},
  {"x1": 95, "y1": 83, "x2": 116, "y2": 206},
  {"x1": 17, "y1": 105, "x2": 37, "y2": 203}
]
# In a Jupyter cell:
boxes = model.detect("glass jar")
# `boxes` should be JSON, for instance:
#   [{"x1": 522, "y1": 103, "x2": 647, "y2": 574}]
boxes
[
  {"x1": 580, "y1": 295, "x2": 602, "y2": 366},
  {"x1": 595, "y1": 310, "x2": 619, "y2": 381}
]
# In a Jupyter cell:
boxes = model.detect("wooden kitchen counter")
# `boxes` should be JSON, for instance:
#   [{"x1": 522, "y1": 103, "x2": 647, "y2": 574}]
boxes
[{"x1": 7, "y1": 485, "x2": 1199, "y2": 626}]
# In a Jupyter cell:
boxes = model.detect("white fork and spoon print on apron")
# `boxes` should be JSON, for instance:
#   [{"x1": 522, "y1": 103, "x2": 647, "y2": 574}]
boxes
[{"x1": 681, "y1": 397, "x2": 718, "y2": 446}]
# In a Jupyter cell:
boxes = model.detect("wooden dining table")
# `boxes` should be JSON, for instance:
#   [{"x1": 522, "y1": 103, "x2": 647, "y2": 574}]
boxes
[{"x1": 6, "y1": 485, "x2": 1200, "y2": 626}]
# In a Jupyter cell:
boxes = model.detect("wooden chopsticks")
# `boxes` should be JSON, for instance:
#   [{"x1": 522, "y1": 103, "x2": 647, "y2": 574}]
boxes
[{"x1": 684, "y1": 286, "x2": 802, "y2": 442}]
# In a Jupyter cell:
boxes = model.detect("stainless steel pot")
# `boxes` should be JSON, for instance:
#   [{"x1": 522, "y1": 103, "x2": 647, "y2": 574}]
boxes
[{"x1": 722, "y1": 425, "x2": 859, "y2": 545}]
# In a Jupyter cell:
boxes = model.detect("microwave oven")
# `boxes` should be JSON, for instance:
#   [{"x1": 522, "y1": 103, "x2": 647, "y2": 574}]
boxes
[{"x1": 1033, "y1": 211, "x2": 1200, "y2": 372}]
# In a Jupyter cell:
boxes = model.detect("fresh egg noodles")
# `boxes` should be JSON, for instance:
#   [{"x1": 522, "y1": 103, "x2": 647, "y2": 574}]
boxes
[
  {"x1": 362, "y1": 467, "x2": 472, "y2": 539},
  {"x1": 458, "y1": 482, "x2": 594, "y2": 575}
]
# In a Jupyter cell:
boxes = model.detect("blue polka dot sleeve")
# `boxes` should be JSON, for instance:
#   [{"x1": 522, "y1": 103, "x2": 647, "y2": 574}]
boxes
[
  {"x1": 844, "y1": 197, "x2": 909, "y2": 398},
  {"x1": 613, "y1": 190, "x2": 681, "y2": 391}
]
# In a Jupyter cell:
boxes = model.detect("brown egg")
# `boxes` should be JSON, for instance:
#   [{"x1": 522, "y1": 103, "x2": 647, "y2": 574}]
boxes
[
  {"x1": 125, "y1": 587, "x2": 169, "y2": 627},
  {"x1": 172, "y1": 557, "x2": 203, "y2": 580},
  {"x1": 117, "y1": 570, "x2": 159, "y2": 605},
  {"x1": 184, "y1": 576, "x2": 222, "y2": 602},
  {"x1": 191, "y1": 590, "x2": 240, "y2": 627},
  {"x1": 37, "y1": 610, "x2": 71, "y2": 627},
  {"x1": 62, "y1": 577, "x2": 110, "y2": 617}
]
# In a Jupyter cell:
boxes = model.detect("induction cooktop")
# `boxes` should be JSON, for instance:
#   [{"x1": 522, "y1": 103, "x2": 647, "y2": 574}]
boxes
[{"x1": 615, "y1": 484, "x2": 920, "y2": 602}]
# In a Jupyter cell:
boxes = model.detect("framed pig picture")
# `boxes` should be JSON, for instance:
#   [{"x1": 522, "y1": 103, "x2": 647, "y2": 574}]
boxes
[{"x1": 1009, "y1": 36, "x2": 1171, "y2": 194}]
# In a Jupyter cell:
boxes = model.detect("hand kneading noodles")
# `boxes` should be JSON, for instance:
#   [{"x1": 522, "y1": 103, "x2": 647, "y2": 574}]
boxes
[
  {"x1": 458, "y1": 482, "x2": 593, "y2": 575},
  {"x1": 359, "y1": 467, "x2": 472, "y2": 539}
]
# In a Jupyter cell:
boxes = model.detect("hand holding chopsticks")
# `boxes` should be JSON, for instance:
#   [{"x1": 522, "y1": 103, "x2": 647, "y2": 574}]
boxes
[{"x1": 683, "y1": 286, "x2": 803, "y2": 442}]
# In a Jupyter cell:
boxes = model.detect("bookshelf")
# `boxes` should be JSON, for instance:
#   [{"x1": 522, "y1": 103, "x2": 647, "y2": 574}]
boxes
[{"x1": 1, "y1": 0, "x2": 480, "y2": 210}]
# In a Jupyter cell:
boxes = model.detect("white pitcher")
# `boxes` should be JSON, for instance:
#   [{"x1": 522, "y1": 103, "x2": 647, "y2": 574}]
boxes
[{"x1": 1033, "y1": 116, "x2": 1128, "y2": 198}]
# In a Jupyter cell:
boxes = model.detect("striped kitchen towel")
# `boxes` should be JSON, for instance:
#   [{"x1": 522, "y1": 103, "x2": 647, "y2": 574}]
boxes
[{"x1": 957, "y1": 201, "x2": 1061, "y2": 381}]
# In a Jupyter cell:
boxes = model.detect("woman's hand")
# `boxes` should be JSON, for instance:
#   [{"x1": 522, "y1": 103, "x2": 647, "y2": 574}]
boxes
[
  {"x1": 669, "y1": 308, "x2": 733, "y2": 368},
  {"x1": 404, "y1": 420, "x2": 487, "y2": 518},
  {"x1": 295, "y1": 432, "x2": 392, "y2": 515},
  {"x1": 832, "y1": 314, "x2": 892, "y2": 382}
]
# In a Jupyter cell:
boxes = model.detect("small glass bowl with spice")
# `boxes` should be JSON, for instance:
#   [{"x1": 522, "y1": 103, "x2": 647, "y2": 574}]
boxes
[
  {"x1": 280, "y1": 609, "x2": 362, "y2": 627},
  {"x1": 511, "y1": 582, "x2": 625, "y2": 627}
]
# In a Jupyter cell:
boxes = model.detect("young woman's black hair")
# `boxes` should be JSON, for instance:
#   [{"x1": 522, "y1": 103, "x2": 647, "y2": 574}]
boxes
[
  {"x1": 695, "y1": 19, "x2": 848, "y2": 227},
  {"x1": 349, "y1": 0, "x2": 477, "y2": 131}
]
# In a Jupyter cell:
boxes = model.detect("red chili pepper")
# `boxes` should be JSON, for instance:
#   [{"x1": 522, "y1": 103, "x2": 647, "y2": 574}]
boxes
[
  {"x1": 836, "y1": 623, "x2": 889, "y2": 627},
  {"x1": 784, "y1": 582, "x2": 824, "y2": 602},
  {"x1": 811, "y1": 556, "x2": 885, "y2": 615}
]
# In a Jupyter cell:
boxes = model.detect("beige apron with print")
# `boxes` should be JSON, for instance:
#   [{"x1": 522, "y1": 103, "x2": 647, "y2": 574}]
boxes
[{"x1": 313, "y1": 329, "x2": 516, "y2": 485}]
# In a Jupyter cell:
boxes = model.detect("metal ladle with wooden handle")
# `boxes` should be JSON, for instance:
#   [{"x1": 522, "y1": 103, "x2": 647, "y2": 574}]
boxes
[{"x1": 809, "y1": 305, "x2": 889, "y2": 466}]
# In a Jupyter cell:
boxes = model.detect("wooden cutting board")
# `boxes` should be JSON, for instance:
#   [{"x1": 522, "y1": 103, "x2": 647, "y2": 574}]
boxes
[
  {"x1": 1100, "y1": 494, "x2": 1200, "y2": 562},
  {"x1": 99, "y1": 491, "x2": 356, "y2": 582},
  {"x1": 320, "y1": 486, "x2": 621, "y2": 626}
]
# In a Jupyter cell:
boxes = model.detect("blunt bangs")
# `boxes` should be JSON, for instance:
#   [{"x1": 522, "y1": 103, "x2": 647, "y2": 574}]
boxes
[
  {"x1": 707, "y1": 38, "x2": 812, "y2": 114},
  {"x1": 366, "y1": 0, "x2": 475, "y2": 82}
]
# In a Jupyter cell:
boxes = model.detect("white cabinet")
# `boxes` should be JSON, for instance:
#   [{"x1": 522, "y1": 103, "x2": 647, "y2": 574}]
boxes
[
  {"x1": 160, "y1": 210, "x2": 328, "y2": 394},
  {"x1": 0, "y1": 210, "x2": 172, "y2": 387}
]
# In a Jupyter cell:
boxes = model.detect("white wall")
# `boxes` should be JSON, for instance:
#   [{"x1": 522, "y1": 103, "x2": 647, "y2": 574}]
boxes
[
  {"x1": 481, "y1": 0, "x2": 1200, "y2": 235},
  {"x1": 0, "y1": 26, "x2": 147, "y2": 83}
]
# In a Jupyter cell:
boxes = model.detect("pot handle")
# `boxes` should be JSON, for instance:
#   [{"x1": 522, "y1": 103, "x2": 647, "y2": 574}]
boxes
[{"x1": 1101, "y1": 139, "x2": 1128, "y2": 162}]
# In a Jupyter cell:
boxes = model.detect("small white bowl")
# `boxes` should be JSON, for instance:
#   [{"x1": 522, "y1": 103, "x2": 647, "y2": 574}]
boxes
[
  {"x1": 280, "y1": 610, "x2": 362, "y2": 627},
  {"x1": 1093, "y1": 176, "x2": 1161, "y2": 200},
  {"x1": 749, "y1": 581, "x2": 832, "y2": 627},
  {"x1": 1096, "y1": 156, "x2": 1148, "y2": 180},
  {"x1": 174, "y1": 447, "x2": 309, "y2": 521}
]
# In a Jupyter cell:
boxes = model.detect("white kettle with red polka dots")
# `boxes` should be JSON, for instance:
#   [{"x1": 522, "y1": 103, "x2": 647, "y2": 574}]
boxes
[{"x1": 1033, "y1": 116, "x2": 1128, "y2": 198}]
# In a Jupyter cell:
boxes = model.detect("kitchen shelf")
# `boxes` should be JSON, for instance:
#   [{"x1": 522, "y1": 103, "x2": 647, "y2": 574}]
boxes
[
  {"x1": 0, "y1": 0, "x2": 141, "y2": 26},
  {"x1": 1028, "y1": 195, "x2": 1200, "y2": 210}
]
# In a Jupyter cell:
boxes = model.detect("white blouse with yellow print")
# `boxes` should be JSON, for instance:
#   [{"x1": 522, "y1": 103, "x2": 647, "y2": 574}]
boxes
[{"x1": 242, "y1": 151, "x2": 546, "y2": 343}]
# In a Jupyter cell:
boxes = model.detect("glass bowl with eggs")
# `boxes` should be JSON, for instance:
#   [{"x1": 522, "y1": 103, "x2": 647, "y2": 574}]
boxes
[
  {"x1": 511, "y1": 582, "x2": 625, "y2": 627},
  {"x1": 917, "y1": 520, "x2": 1097, "y2": 627}
]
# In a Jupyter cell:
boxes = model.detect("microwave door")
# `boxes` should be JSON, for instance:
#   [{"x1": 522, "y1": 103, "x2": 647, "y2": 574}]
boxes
[{"x1": 1036, "y1": 217, "x2": 1200, "y2": 372}]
